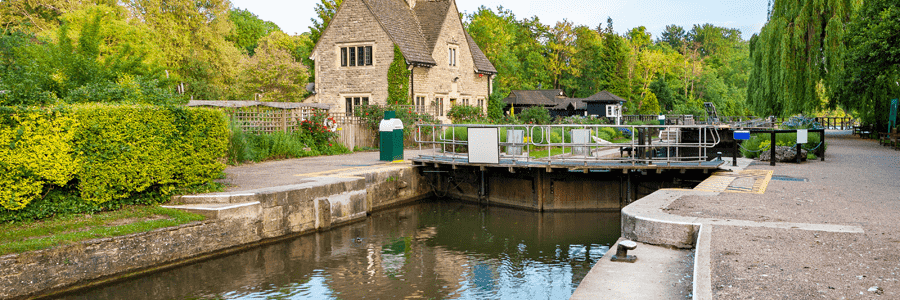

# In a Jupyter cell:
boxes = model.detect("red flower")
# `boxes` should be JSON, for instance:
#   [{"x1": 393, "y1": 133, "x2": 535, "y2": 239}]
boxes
[{"x1": 328, "y1": 143, "x2": 332, "y2": 147}]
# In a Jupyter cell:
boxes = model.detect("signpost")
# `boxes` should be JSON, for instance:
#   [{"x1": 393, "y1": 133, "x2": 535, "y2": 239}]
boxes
[
  {"x1": 732, "y1": 130, "x2": 750, "y2": 166},
  {"x1": 890, "y1": 99, "x2": 898, "y2": 131}
]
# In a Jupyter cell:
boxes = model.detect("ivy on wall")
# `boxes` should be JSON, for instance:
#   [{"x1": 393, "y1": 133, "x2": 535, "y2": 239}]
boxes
[{"x1": 387, "y1": 45, "x2": 410, "y2": 105}]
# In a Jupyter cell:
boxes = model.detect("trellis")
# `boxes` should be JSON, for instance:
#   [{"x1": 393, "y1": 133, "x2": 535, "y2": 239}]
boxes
[{"x1": 186, "y1": 100, "x2": 378, "y2": 149}]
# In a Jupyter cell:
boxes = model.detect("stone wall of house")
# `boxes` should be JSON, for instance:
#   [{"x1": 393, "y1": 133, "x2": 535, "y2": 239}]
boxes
[
  {"x1": 314, "y1": 0, "x2": 493, "y2": 122},
  {"x1": 314, "y1": 0, "x2": 393, "y2": 114},
  {"x1": 412, "y1": 1, "x2": 491, "y2": 122}
]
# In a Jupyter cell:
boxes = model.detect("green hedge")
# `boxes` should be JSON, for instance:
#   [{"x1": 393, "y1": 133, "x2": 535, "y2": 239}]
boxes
[{"x1": 1, "y1": 104, "x2": 228, "y2": 216}]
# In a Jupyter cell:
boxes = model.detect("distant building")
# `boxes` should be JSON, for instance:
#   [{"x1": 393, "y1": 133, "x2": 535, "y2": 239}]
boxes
[
  {"x1": 503, "y1": 90, "x2": 627, "y2": 121},
  {"x1": 502, "y1": 89, "x2": 568, "y2": 114},
  {"x1": 308, "y1": 0, "x2": 497, "y2": 122}
]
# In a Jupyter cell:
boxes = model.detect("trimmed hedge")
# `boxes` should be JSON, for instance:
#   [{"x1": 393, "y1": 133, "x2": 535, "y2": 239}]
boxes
[{"x1": 0, "y1": 104, "x2": 228, "y2": 213}]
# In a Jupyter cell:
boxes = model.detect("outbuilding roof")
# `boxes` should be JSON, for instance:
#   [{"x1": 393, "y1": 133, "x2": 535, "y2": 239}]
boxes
[
  {"x1": 502, "y1": 90, "x2": 567, "y2": 106},
  {"x1": 581, "y1": 90, "x2": 628, "y2": 103}
]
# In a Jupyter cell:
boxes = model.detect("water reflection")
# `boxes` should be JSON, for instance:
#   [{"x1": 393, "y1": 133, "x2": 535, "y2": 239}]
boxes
[{"x1": 54, "y1": 200, "x2": 620, "y2": 300}]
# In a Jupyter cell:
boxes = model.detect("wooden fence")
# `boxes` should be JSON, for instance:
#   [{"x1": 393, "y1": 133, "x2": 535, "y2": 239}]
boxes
[{"x1": 187, "y1": 100, "x2": 377, "y2": 150}]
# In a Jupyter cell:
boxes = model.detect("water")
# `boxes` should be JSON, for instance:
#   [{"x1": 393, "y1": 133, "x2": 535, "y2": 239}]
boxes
[{"x1": 53, "y1": 201, "x2": 620, "y2": 300}]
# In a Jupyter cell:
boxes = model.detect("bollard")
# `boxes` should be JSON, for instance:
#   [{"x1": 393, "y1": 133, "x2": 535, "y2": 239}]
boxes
[
  {"x1": 610, "y1": 240, "x2": 638, "y2": 263},
  {"x1": 770, "y1": 131, "x2": 776, "y2": 166}
]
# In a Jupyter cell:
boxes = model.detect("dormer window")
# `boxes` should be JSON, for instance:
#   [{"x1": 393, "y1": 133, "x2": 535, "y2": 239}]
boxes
[{"x1": 340, "y1": 45, "x2": 373, "y2": 67}]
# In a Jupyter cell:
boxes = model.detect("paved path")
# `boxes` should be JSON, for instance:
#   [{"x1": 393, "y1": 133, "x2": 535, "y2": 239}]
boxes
[
  {"x1": 672, "y1": 131, "x2": 900, "y2": 299},
  {"x1": 215, "y1": 149, "x2": 434, "y2": 192}
]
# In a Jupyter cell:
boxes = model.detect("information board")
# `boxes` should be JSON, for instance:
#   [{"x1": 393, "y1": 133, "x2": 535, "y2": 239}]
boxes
[{"x1": 468, "y1": 128, "x2": 500, "y2": 164}]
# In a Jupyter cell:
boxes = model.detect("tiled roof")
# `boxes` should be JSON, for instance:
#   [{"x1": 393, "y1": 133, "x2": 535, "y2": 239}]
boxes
[
  {"x1": 356, "y1": 0, "x2": 495, "y2": 73},
  {"x1": 413, "y1": 0, "x2": 452, "y2": 51},
  {"x1": 503, "y1": 90, "x2": 567, "y2": 106},
  {"x1": 582, "y1": 90, "x2": 628, "y2": 102},
  {"x1": 550, "y1": 98, "x2": 587, "y2": 110},
  {"x1": 465, "y1": 32, "x2": 497, "y2": 74},
  {"x1": 362, "y1": 0, "x2": 436, "y2": 65}
]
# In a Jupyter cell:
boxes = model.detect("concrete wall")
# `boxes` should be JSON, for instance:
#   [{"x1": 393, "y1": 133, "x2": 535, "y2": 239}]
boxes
[
  {"x1": 0, "y1": 166, "x2": 432, "y2": 300},
  {"x1": 0, "y1": 219, "x2": 261, "y2": 299}
]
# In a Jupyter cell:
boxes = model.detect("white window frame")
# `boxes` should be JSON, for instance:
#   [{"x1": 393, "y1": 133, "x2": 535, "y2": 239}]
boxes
[{"x1": 606, "y1": 104, "x2": 621, "y2": 118}]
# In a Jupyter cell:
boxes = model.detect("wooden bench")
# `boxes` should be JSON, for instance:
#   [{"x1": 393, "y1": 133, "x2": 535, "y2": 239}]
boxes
[{"x1": 855, "y1": 125, "x2": 874, "y2": 138}]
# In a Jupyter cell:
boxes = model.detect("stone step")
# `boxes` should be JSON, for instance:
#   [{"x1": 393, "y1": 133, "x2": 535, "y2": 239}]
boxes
[{"x1": 161, "y1": 202, "x2": 260, "y2": 220}]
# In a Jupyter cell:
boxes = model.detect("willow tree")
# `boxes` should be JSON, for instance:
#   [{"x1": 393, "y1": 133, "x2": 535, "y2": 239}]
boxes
[{"x1": 747, "y1": 0, "x2": 854, "y2": 116}]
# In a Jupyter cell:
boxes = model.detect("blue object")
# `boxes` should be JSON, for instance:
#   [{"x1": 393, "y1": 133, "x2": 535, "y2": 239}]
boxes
[{"x1": 733, "y1": 130, "x2": 751, "y2": 140}]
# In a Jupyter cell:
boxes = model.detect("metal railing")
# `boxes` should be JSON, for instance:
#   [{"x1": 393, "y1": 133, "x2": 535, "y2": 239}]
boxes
[{"x1": 414, "y1": 124, "x2": 723, "y2": 166}]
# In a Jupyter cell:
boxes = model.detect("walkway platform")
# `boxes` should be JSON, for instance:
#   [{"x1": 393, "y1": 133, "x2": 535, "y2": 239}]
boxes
[
  {"x1": 412, "y1": 155, "x2": 725, "y2": 171},
  {"x1": 574, "y1": 130, "x2": 900, "y2": 299}
]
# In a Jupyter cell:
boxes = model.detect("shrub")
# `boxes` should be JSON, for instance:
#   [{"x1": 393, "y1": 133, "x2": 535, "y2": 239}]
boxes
[
  {"x1": 739, "y1": 132, "x2": 826, "y2": 159},
  {"x1": 447, "y1": 105, "x2": 485, "y2": 123},
  {"x1": 519, "y1": 106, "x2": 551, "y2": 125},
  {"x1": 0, "y1": 108, "x2": 79, "y2": 210},
  {"x1": 0, "y1": 104, "x2": 229, "y2": 214},
  {"x1": 73, "y1": 104, "x2": 229, "y2": 203}
]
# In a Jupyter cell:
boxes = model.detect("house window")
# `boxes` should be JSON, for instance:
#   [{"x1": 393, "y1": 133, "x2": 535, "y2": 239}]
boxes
[
  {"x1": 341, "y1": 46, "x2": 373, "y2": 67},
  {"x1": 415, "y1": 96, "x2": 427, "y2": 114},
  {"x1": 448, "y1": 47, "x2": 457, "y2": 67},
  {"x1": 435, "y1": 97, "x2": 444, "y2": 116},
  {"x1": 477, "y1": 98, "x2": 484, "y2": 110},
  {"x1": 345, "y1": 96, "x2": 369, "y2": 114}
]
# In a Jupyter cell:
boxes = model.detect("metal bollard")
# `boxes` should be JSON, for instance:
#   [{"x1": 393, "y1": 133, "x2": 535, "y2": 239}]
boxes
[{"x1": 610, "y1": 240, "x2": 638, "y2": 263}]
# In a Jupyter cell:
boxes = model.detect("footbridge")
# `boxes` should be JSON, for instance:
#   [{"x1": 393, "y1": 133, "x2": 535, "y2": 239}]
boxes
[{"x1": 408, "y1": 124, "x2": 732, "y2": 211}]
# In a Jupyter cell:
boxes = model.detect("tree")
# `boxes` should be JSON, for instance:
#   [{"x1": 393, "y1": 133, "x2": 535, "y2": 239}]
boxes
[
  {"x1": 598, "y1": 31, "x2": 632, "y2": 102},
  {"x1": 0, "y1": 0, "x2": 101, "y2": 33},
  {"x1": 649, "y1": 77, "x2": 676, "y2": 111},
  {"x1": 227, "y1": 8, "x2": 280, "y2": 55},
  {"x1": 560, "y1": 25, "x2": 603, "y2": 98},
  {"x1": 466, "y1": 6, "x2": 549, "y2": 96},
  {"x1": 833, "y1": 0, "x2": 900, "y2": 127},
  {"x1": 747, "y1": 0, "x2": 854, "y2": 116},
  {"x1": 122, "y1": 0, "x2": 242, "y2": 100},
  {"x1": 546, "y1": 20, "x2": 577, "y2": 89},
  {"x1": 309, "y1": 0, "x2": 342, "y2": 44},
  {"x1": 237, "y1": 32, "x2": 308, "y2": 102},
  {"x1": 659, "y1": 25, "x2": 685, "y2": 52},
  {"x1": 0, "y1": 5, "x2": 175, "y2": 106}
]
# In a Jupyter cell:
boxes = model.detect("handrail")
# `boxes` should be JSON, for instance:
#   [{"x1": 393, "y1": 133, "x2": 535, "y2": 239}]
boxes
[{"x1": 414, "y1": 124, "x2": 724, "y2": 166}]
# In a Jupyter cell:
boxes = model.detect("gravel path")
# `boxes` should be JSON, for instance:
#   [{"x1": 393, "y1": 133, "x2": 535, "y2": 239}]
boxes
[{"x1": 667, "y1": 131, "x2": 900, "y2": 299}]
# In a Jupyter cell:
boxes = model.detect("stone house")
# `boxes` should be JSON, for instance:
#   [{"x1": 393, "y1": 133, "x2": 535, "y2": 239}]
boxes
[{"x1": 308, "y1": 0, "x2": 497, "y2": 122}]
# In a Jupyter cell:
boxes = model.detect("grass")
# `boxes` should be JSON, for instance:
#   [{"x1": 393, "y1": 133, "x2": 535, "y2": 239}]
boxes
[
  {"x1": 0, "y1": 206, "x2": 205, "y2": 255},
  {"x1": 529, "y1": 147, "x2": 572, "y2": 158}
]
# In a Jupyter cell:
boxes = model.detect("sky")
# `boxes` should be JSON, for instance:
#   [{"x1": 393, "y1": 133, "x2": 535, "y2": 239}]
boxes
[{"x1": 230, "y1": 0, "x2": 768, "y2": 40}]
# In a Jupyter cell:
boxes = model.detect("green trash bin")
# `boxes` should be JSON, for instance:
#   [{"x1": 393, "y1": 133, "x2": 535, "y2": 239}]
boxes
[
  {"x1": 658, "y1": 114, "x2": 666, "y2": 125},
  {"x1": 379, "y1": 111, "x2": 404, "y2": 161}
]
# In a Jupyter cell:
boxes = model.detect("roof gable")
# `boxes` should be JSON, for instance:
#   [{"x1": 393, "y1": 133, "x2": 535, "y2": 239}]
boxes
[
  {"x1": 362, "y1": 0, "x2": 436, "y2": 65},
  {"x1": 413, "y1": 0, "x2": 452, "y2": 52}
]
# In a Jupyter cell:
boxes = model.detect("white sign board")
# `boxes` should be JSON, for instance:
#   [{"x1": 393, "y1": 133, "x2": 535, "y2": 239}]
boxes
[
  {"x1": 468, "y1": 128, "x2": 500, "y2": 164},
  {"x1": 797, "y1": 129, "x2": 808, "y2": 144}
]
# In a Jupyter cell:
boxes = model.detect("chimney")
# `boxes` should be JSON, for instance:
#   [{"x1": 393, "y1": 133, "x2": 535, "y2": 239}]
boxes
[{"x1": 406, "y1": 0, "x2": 416, "y2": 9}]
